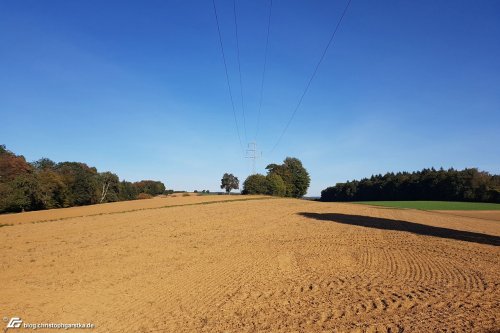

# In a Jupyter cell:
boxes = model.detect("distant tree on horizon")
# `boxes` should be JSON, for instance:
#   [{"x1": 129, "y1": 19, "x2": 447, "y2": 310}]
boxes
[
  {"x1": 220, "y1": 173, "x2": 239, "y2": 194},
  {"x1": 133, "y1": 180, "x2": 166, "y2": 196}
]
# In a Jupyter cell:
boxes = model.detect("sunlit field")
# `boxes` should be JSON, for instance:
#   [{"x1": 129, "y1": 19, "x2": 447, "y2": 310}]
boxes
[
  {"x1": 1, "y1": 196, "x2": 498, "y2": 332},
  {"x1": 356, "y1": 201, "x2": 500, "y2": 210}
]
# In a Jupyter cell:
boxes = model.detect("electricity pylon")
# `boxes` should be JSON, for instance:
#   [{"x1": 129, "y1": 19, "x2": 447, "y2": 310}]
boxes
[{"x1": 245, "y1": 142, "x2": 261, "y2": 175}]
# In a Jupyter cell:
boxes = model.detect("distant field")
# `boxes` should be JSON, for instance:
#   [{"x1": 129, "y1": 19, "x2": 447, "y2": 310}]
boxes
[
  {"x1": 0, "y1": 194, "x2": 267, "y2": 226},
  {"x1": 356, "y1": 201, "x2": 500, "y2": 210}
]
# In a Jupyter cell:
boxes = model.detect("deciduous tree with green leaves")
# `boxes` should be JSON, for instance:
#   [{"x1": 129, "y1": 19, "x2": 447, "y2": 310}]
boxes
[
  {"x1": 220, "y1": 173, "x2": 239, "y2": 194},
  {"x1": 266, "y1": 173, "x2": 286, "y2": 197},
  {"x1": 242, "y1": 174, "x2": 268, "y2": 194}
]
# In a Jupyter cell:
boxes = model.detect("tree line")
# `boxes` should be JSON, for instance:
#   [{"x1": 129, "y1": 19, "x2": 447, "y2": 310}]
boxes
[
  {"x1": 321, "y1": 167, "x2": 500, "y2": 203},
  {"x1": 241, "y1": 157, "x2": 310, "y2": 198},
  {"x1": 0, "y1": 145, "x2": 166, "y2": 213}
]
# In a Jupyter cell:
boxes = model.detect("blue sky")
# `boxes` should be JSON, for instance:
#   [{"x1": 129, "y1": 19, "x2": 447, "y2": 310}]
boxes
[{"x1": 1, "y1": 0, "x2": 499, "y2": 196}]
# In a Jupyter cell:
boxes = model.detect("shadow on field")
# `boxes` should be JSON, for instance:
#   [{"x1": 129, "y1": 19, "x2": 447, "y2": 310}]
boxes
[{"x1": 299, "y1": 212, "x2": 500, "y2": 246}]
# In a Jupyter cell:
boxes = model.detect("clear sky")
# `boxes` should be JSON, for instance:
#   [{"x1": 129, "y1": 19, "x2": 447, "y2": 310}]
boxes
[{"x1": 1, "y1": 1, "x2": 499, "y2": 196}]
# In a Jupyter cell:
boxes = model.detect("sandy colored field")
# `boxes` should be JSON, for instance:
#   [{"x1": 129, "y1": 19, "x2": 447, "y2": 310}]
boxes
[
  {"x1": 0, "y1": 194, "x2": 264, "y2": 226},
  {"x1": 436, "y1": 210, "x2": 500, "y2": 222},
  {"x1": 0, "y1": 197, "x2": 498, "y2": 332}
]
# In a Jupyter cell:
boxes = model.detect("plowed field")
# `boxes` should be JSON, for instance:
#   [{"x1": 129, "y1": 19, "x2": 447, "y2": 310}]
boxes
[{"x1": 1, "y1": 196, "x2": 498, "y2": 332}]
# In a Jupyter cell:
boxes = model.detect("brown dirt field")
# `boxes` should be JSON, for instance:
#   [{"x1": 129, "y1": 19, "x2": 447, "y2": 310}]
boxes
[
  {"x1": 435, "y1": 210, "x2": 500, "y2": 222},
  {"x1": 0, "y1": 198, "x2": 498, "y2": 332},
  {"x1": 0, "y1": 195, "x2": 262, "y2": 226}
]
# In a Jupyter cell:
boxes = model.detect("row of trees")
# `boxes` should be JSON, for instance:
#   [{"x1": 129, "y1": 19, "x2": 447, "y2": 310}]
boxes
[
  {"x1": 241, "y1": 157, "x2": 310, "y2": 198},
  {"x1": 0, "y1": 145, "x2": 166, "y2": 213},
  {"x1": 321, "y1": 168, "x2": 500, "y2": 203}
]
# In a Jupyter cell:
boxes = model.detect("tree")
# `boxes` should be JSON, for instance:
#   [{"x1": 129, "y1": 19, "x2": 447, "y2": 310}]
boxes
[
  {"x1": 266, "y1": 173, "x2": 286, "y2": 196},
  {"x1": 30, "y1": 157, "x2": 68, "y2": 209},
  {"x1": 242, "y1": 174, "x2": 268, "y2": 194},
  {"x1": 284, "y1": 157, "x2": 311, "y2": 198},
  {"x1": 36, "y1": 169, "x2": 67, "y2": 209},
  {"x1": 32, "y1": 158, "x2": 56, "y2": 171},
  {"x1": 119, "y1": 181, "x2": 139, "y2": 200},
  {"x1": 0, "y1": 145, "x2": 32, "y2": 182},
  {"x1": 55, "y1": 162, "x2": 100, "y2": 206},
  {"x1": 97, "y1": 172, "x2": 120, "y2": 203},
  {"x1": 220, "y1": 173, "x2": 239, "y2": 194},
  {"x1": 133, "y1": 180, "x2": 166, "y2": 196},
  {"x1": 3, "y1": 173, "x2": 40, "y2": 212},
  {"x1": 266, "y1": 157, "x2": 310, "y2": 198}
]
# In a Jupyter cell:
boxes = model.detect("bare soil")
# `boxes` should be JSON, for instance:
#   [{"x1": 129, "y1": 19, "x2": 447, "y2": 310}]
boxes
[
  {"x1": 0, "y1": 195, "x2": 260, "y2": 226},
  {"x1": 0, "y1": 197, "x2": 498, "y2": 332},
  {"x1": 435, "y1": 210, "x2": 500, "y2": 222}
]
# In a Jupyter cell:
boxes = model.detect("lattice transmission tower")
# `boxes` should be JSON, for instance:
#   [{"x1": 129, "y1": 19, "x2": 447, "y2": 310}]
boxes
[{"x1": 245, "y1": 142, "x2": 262, "y2": 175}]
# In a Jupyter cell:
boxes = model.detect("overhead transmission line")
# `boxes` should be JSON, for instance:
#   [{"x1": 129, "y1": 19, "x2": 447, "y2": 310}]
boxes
[
  {"x1": 255, "y1": 0, "x2": 273, "y2": 142},
  {"x1": 233, "y1": 0, "x2": 247, "y2": 143},
  {"x1": 269, "y1": 0, "x2": 353, "y2": 153},
  {"x1": 212, "y1": 0, "x2": 244, "y2": 153}
]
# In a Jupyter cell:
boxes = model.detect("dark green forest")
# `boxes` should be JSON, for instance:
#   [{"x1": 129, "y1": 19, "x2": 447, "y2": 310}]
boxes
[
  {"x1": 0, "y1": 145, "x2": 166, "y2": 213},
  {"x1": 321, "y1": 168, "x2": 500, "y2": 203}
]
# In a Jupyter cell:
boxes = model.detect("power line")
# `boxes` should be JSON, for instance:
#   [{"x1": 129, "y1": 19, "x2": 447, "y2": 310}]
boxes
[
  {"x1": 212, "y1": 0, "x2": 244, "y2": 153},
  {"x1": 233, "y1": 0, "x2": 247, "y2": 143},
  {"x1": 255, "y1": 0, "x2": 273, "y2": 142},
  {"x1": 270, "y1": 0, "x2": 353, "y2": 153}
]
